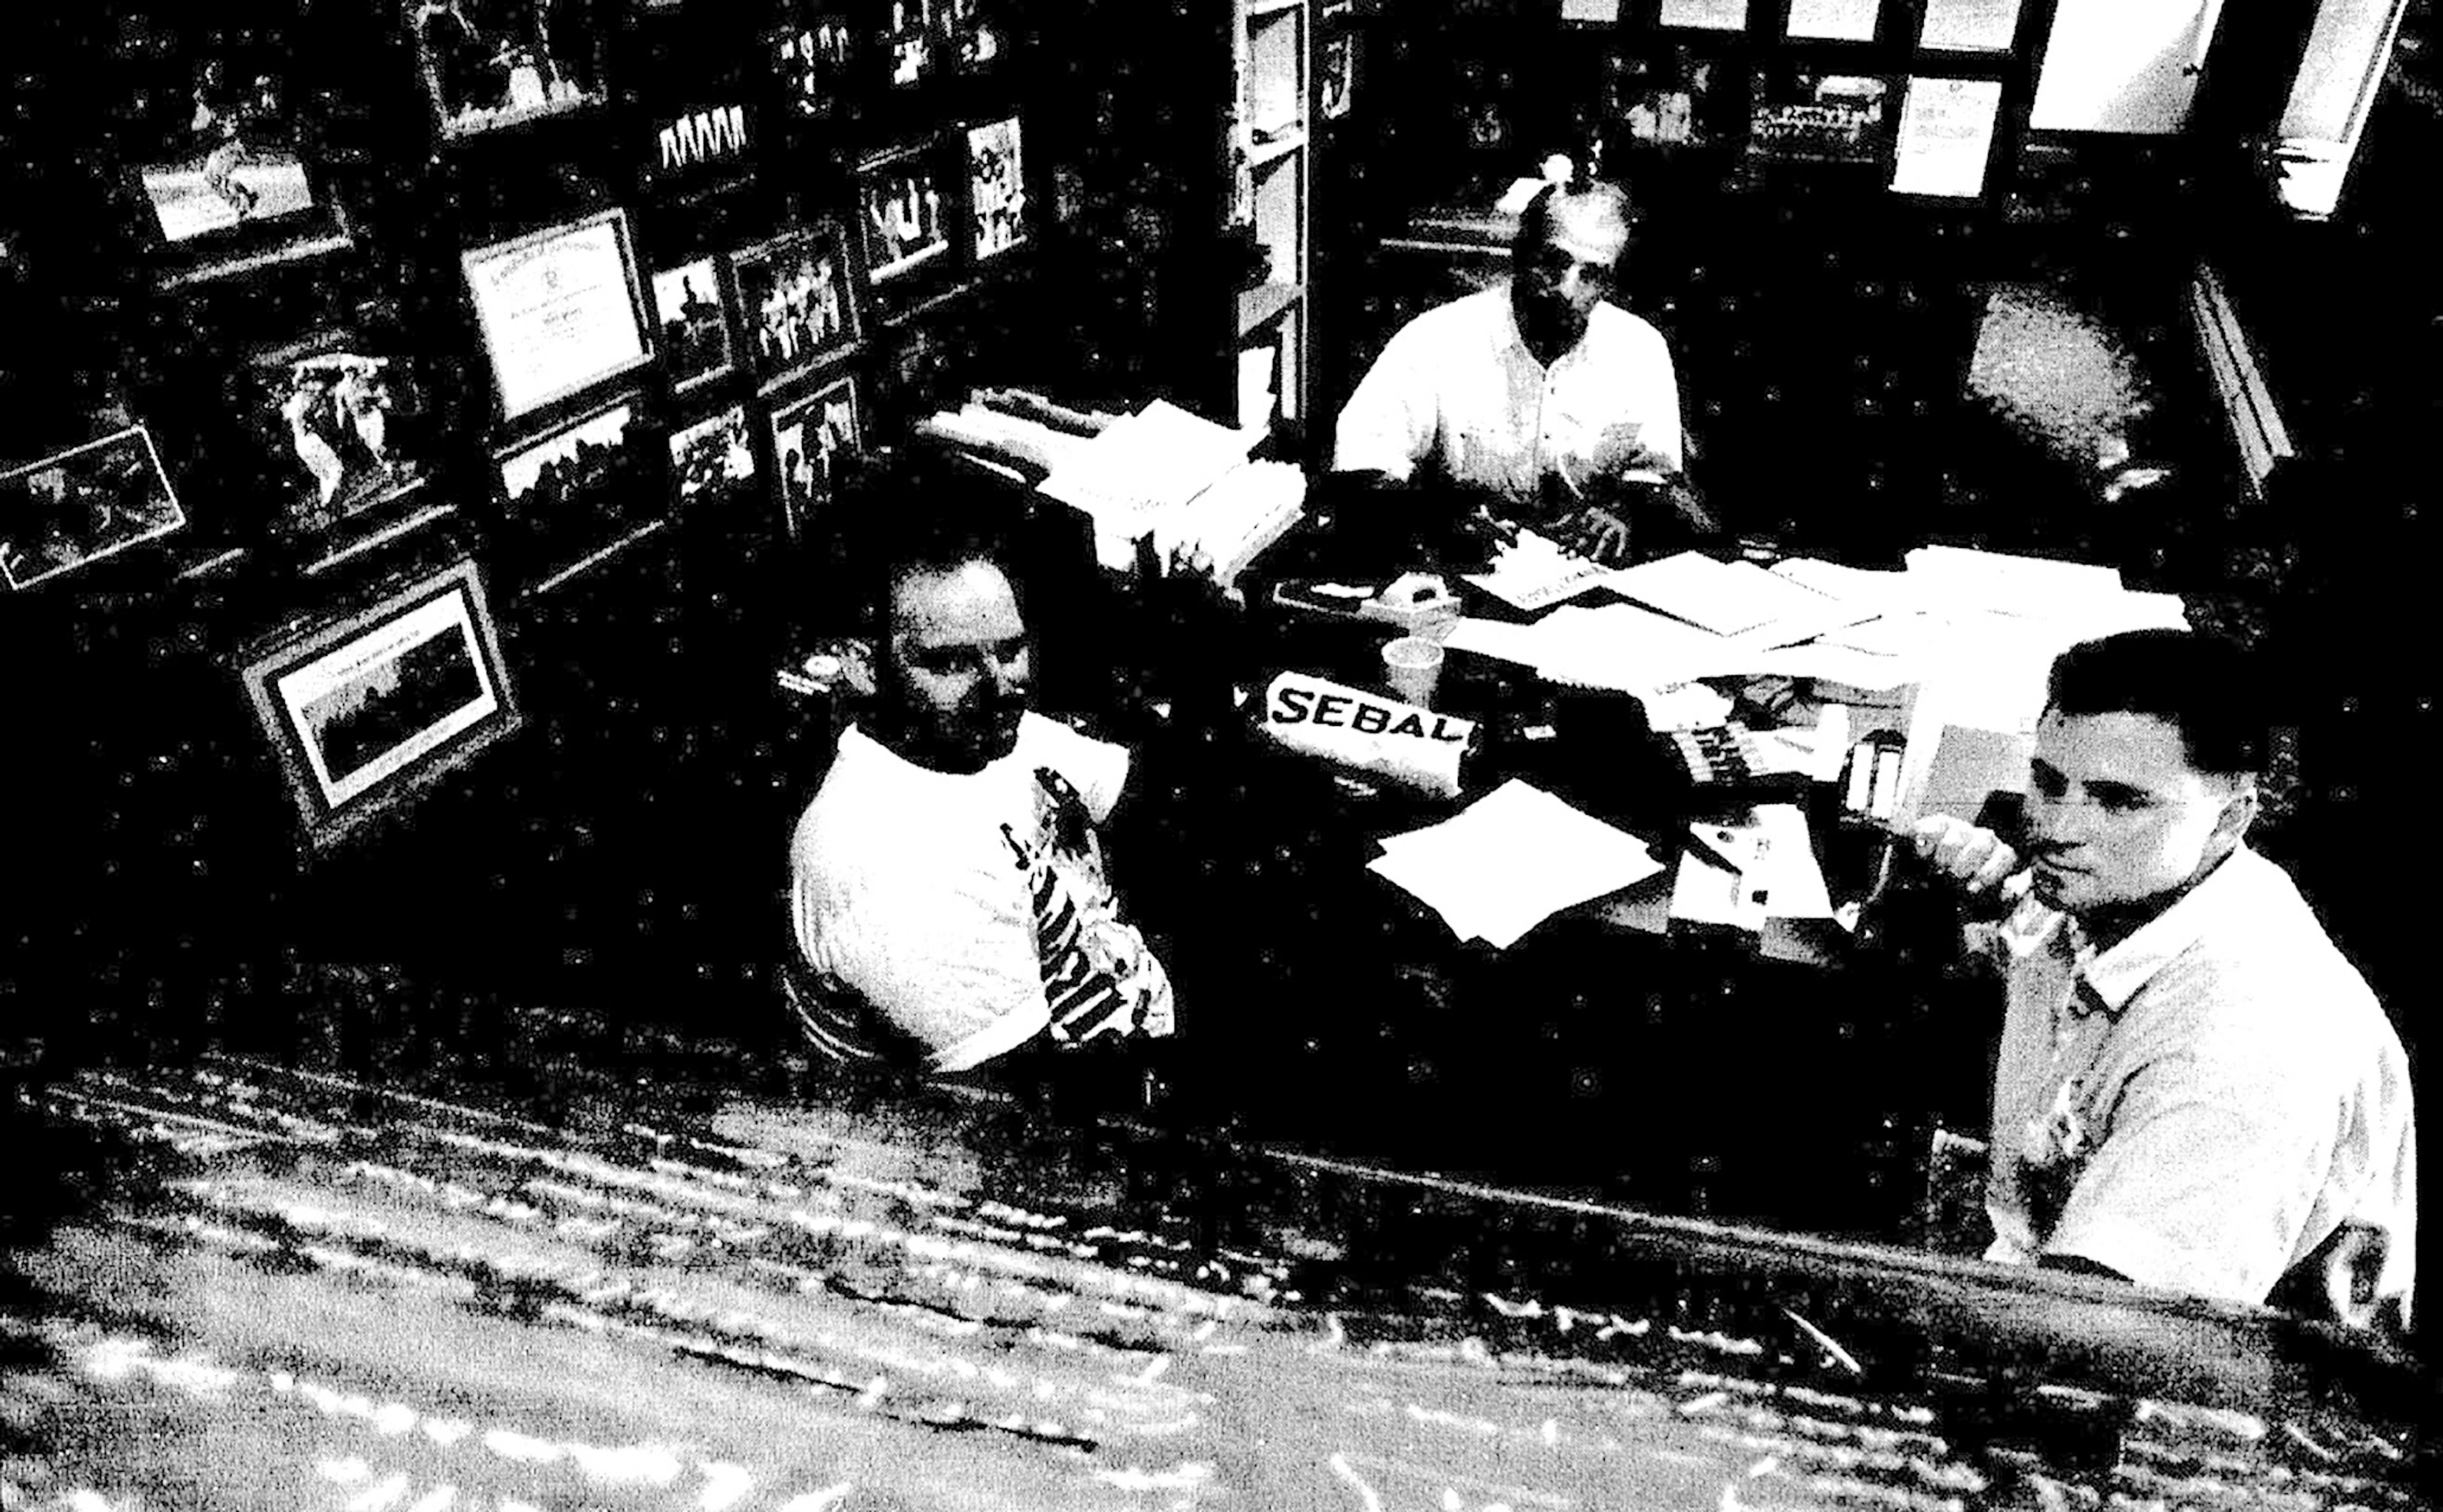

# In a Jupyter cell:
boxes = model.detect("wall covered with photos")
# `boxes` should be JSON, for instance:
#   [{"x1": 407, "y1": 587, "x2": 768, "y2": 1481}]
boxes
[{"x1": 0, "y1": 0, "x2": 1120, "y2": 1052}]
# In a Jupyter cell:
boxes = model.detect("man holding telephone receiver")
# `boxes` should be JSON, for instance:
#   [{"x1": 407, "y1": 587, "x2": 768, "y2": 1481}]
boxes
[
  {"x1": 1909, "y1": 630, "x2": 2414, "y2": 1332},
  {"x1": 1331, "y1": 176, "x2": 1720, "y2": 565}
]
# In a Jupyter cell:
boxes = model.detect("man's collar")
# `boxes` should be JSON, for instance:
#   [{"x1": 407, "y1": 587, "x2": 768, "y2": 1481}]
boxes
[{"x1": 2071, "y1": 846, "x2": 2259, "y2": 1015}]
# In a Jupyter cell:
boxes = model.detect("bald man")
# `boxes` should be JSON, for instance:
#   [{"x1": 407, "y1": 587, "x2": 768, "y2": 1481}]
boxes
[{"x1": 1333, "y1": 179, "x2": 1716, "y2": 565}]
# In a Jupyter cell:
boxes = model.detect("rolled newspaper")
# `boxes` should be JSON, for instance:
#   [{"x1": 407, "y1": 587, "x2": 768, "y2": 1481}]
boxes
[{"x1": 1257, "y1": 670, "x2": 1475, "y2": 798}]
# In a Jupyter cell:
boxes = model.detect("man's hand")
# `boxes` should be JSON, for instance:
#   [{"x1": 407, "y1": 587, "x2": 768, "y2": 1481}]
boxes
[
  {"x1": 1909, "y1": 815, "x2": 2020, "y2": 896},
  {"x1": 1556, "y1": 506, "x2": 1632, "y2": 565}
]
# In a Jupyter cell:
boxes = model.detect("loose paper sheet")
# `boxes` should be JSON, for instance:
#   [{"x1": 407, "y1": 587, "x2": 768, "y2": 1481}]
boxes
[{"x1": 1890, "y1": 76, "x2": 2003, "y2": 197}]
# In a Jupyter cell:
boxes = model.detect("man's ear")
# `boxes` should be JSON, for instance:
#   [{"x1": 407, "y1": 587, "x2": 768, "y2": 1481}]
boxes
[{"x1": 2211, "y1": 778, "x2": 2260, "y2": 849}]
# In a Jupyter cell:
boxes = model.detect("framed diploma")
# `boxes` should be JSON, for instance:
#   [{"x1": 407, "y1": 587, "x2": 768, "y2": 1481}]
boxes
[
  {"x1": 1890, "y1": 76, "x2": 2005, "y2": 197},
  {"x1": 460, "y1": 209, "x2": 654, "y2": 424},
  {"x1": 964, "y1": 118, "x2": 1027, "y2": 262},
  {"x1": 239, "y1": 557, "x2": 522, "y2": 850}
]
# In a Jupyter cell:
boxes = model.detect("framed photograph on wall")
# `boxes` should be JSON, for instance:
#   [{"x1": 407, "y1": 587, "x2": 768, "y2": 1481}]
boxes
[
  {"x1": 857, "y1": 141, "x2": 954, "y2": 286},
  {"x1": 644, "y1": 101, "x2": 755, "y2": 197},
  {"x1": 1, "y1": 426, "x2": 185, "y2": 592},
  {"x1": 767, "y1": 5, "x2": 859, "y2": 123},
  {"x1": 964, "y1": 117, "x2": 1027, "y2": 262},
  {"x1": 1320, "y1": 36, "x2": 1355, "y2": 121},
  {"x1": 493, "y1": 392, "x2": 663, "y2": 592},
  {"x1": 649, "y1": 255, "x2": 737, "y2": 397},
  {"x1": 406, "y1": 0, "x2": 611, "y2": 141},
  {"x1": 885, "y1": 0, "x2": 942, "y2": 88},
  {"x1": 667, "y1": 404, "x2": 760, "y2": 515},
  {"x1": 730, "y1": 223, "x2": 861, "y2": 392},
  {"x1": 116, "y1": 4, "x2": 354, "y2": 286},
  {"x1": 238, "y1": 557, "x2": 522, "y2": 851},
  {"x1": 942, "y1": 0, "x2": 1010, "y2": 73},
  {"x1": 244, "y1": 332, "x2": 435, "y2": 543},
  {"x1": 1747, "y1": 69, "x2": 1894, "y2": 167},
  {"x1": 768, "y1": 372, "x2": 861, "y2": 543},
  {"x1": 461, "y1": 209, "x2": 654, "y2": 424}
]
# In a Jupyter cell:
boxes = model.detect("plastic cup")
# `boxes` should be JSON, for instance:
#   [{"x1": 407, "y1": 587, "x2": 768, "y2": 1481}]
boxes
[{"x1": 1381, "y1": 635, "x2": 1445, "y2": 709}]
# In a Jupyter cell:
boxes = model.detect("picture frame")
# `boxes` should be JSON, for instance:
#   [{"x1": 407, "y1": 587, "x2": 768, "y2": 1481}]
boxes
[
  {"x1": 405, "y1": 0, "x2": 611, "y2": 142},
  {"x1": 492, "y1": 392, "x2": 664, "y2": 593},
  {"x1": 0, "y1": 425, "x2": 186, "y2": 592},
  {"x1": 767, "y1": 372, "x2": 861, "y2": 544},
  {"x1": 1603, "y1": 48, "x2": 1734, "y2": 151},
  {"x1": 644, "y1": 101, "x2": 756, "y2": 198},
  {"x1": 1320, "y1": 35, "x2": 1355, "y2": 121},
  {"x1": 461, "y1": 208, "x2": 655, "y2": 424},
  {"x1": 730, "y1": 223, "x2": 862, "y2": 392},
  {"x1": 964, "y1": 117, "x2": 1027, "y2": 263},
  {"x1": 243, "y1": 329, "x2": 436, "y2": 544},
  {"x1": 116, "y1": 4, "x2": 356, "y2": 287},
  {"x1": 1746, "y1": 69, "x2": 1895, "y2": 167},
  {"x1": 885, "y1": 0, "x2": 943, "y2": 88},
  {"x1": 941, "y1": 0, "x2": 1011, "y2": 74},
  {"x1": 649, "y1": 254, "x2": 738, "y2": 397},
  {"x1": 766, "y1": 4, "x2": 860, "y2": 124},
  {"x1": 667, "y1": 404, "x2": 760, "y2": 515},
  {"x1": 237, "y1": 556, "x2": 522, "y2": 852},
  {"x1": 857, "y1": 141, "x2": 955, "y2": 286}
]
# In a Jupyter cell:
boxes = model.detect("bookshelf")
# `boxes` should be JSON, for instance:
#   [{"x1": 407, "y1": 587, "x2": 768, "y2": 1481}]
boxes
[{"x1": 1233, "y1": 0, "x2": 1314, "y2": 436}]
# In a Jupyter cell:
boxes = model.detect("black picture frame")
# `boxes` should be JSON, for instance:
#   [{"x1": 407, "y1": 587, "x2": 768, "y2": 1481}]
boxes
[
  {"x1": 0, "y1": 425, "x2": 186, "y2": 592},
  {"x1": 460, "y1": 209, "x2": 655, "y2": 424},
  {"x1": 1746, "y1": 67, "x2": 1896, "y2": 169},
  {"x1": 243, "y1": 329, "x2": 438, "y2": 548},
  {"x1": 767, "y1": 371, "x2": 862, "y2": 544},
  {"x1": 730, "y1": 222, "x2": 863, "y2": 392},
  {"x1": 767, "y1": 4, "x2": 860, "y2": 123},
  {"x1": 491, "y1": 392, "x2": 665, "y2": 594},
  {"x1": 649, "y1": 254, "x2": 739, "y2": 398},
  {"x1": 237, "y1": 555, "x2": 522, "y2": 851},
  {"x1": 405, "y1": 0, "x2": 611, "y2": 142},
  {"x1": 643, "y1": 101, "x2": 756, "y2": 198},
  {"x1": 115, "y1": 4, "x2": 356, "y2": 288},
  {"x1": 666, "y1": 403, "x2": 760, "y2": 515},
  {"x1": 964, "y1": 116, "x2": 1027, "y2": 263},
  {"x1": 857, "y1": 140, "x2": 956, "y2": 287},
  {"x1": 884, "y1": 0, "x2": 945, "y2": 90}
]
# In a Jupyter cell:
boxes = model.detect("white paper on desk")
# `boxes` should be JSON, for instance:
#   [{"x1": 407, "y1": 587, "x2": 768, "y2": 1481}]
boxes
[
  {"x1": 1463, "y1": 529, "x2": 1622, "y2": 612},
  {"x1": 1606, "y1": 551, "x2": 1849, "y2": 640},
  {"x1": 1890, "y1": 76, "x2": 2005, "y2": 198},
  {"x1": 1442, "y1": 616, "x2": 1547, "y2": 667},
  {"x1": 1743, "y1": 637, "x2": 1920, "y2": 693},
  {"x1": 1750, "y1": 803, "x2": 1837, "y2": 919},
  {"x1": 1671, "y1": 826, "x2": 1769, "y2": 932},
  {"x1": 1036, "y1": 398, "x2": 1257, "y2": 521},
  {"x1": 1533, "y1": 601, "x2": 1738, "y2": 692},
  {"x1": 1372, "y1": 780, "x2": 1663, "y2": 949}
]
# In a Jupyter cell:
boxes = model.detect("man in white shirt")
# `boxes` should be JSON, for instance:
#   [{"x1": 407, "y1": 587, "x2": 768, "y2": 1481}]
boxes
[
  {"x1": 1332, "y1": 178, "x2": 1717, "y2": 565},
  {"x1": 1912, "y1": 630, "x2": 2414, "y2": 1332},
  {"x1": 786, "y1": 514, "x2": 1176, "y2": 1076}
]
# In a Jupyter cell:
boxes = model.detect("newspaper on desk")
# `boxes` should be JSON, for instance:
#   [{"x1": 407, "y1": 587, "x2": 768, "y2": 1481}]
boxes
[{"x1": 1370, "y1": 780, "x2": 1665, "y2": 949}]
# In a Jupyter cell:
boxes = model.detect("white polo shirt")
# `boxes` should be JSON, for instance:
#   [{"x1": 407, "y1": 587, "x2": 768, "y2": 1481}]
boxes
[
  {"x1": 1332, "y1": 287, "x2": 1685, "y2": 508},
  {"x1": 1979, "y1": 846, "x2": 2416, "y2": 1328}
]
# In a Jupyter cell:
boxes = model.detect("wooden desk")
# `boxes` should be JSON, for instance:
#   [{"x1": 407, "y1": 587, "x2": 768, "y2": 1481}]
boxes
[{"x1": 4, "y1": 1046, "x2": 2428, "y2": 1511}]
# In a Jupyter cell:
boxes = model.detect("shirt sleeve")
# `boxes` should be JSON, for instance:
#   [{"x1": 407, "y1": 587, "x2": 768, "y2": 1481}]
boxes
[
  {"x1": 2042, "y1": 1048, "x2": 2337, "y2": 1305},
  {"x1": 1023, "y1": 716, "x2": 1132, "y2": 824},
  {"x1": 1332, "y1": 319, "x2": 1435, "y2": 482},
  {"x1": 1639, "y1": 331, "x2": 1687, "y2": 478},
  {"x1": 789, "y1": 843, "x2": 1052, "y2": 1074}
]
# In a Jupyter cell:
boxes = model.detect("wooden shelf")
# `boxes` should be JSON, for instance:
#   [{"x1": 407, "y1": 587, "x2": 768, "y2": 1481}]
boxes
[
  {"x1": 1237, "y1": 279, "x2": 1305, "y2": 336},
  {"x1": 1248, "y1": 128, "x2": 1307, "y2": 169},
  {"x1": 1244, "y1": 0, "x2": 1304, "y2": 18}
]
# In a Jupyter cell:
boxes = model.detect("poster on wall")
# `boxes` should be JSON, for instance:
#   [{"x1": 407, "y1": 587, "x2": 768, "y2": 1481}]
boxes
[
  {"x1": 769, "y1": 373, "x2": 861, "y2": 543},
  {"x1": 245, "y1": 333, "x2": 436, "y2": 544},
  {"x1": 0, "y1": 426, "x2": 185, "y2": 592},
  {"x1": 965, "y1": 118, "x2": 1027, "y2": 261},
  {"x1": 116, "y1": 4, "x2": 354, "y2": 284},
  {"x1": 239, "y1": 557, "x2": 522, "y2": 850},
  {"x1": 730, "y1": 223, "x2": 861, "y2": 391},
  {"x1": 858, "y1": 142, "x2": 953, "y2": 284},
  {"x1": 407, "y1": 0, "x2": 610, "y2": 140},
  {"x1": 461, "y1": 209, "x2": 653, "y2": 422},
  {"x1": 492, "y1": 394, "x2": 663, "y2": 592}
]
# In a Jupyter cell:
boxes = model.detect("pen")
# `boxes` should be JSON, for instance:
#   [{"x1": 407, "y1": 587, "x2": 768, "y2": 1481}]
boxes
[{"x1": 1681, "y1": 827, "x2": 1743, "y2": 875}]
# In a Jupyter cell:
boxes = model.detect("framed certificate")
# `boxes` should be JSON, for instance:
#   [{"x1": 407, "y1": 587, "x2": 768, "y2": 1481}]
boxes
[
  {"x1": 460, "y1": 209, "x2": 654, "y2": 424},
  {"x1": 238, "y1": 557, "x2": 522, "y2": 851}
]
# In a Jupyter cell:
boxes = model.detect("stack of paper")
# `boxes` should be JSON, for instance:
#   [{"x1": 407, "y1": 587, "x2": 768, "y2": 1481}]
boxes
[
  {"x1": 1154, "y1": 459, "x2": 1307, "y2": 590},
  {"x1": 1367, "y1": 781, "x2": 1665, "y2": 949},
  {"x1": 1036, "y1": 399, "x2": 1262, "y2": 570},
  {"x1": 1461, "y1": 528, "x2": 1624, "y2": 613},
  {"x1": 1608, "y1": 551, "x2": 1874, "y2": 646}
]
